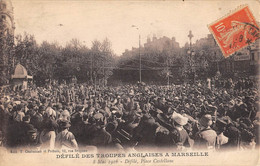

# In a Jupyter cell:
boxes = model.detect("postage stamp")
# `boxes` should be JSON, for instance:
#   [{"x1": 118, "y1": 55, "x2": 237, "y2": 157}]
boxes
[{"x1": 208, "y1": 5, "x2": 260, "y2": 58}]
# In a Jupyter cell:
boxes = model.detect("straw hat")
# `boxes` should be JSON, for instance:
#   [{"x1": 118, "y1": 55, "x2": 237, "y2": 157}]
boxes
[{"x1": 171, "y1": 112, "x2": 188, "y2": 126}]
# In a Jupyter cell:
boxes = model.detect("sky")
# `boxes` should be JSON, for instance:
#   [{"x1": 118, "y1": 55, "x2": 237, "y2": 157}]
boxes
[{"x1": 11, "y1": 0, "x2": 260, "y2": 56}]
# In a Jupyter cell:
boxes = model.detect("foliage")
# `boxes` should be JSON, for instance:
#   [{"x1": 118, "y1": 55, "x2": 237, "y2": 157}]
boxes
[
  {"x1": 0, "y1": 32, "x2": 15, "y2": 84},
  {"x1": 1, "y1": 32, "x2": 224, "y2": 86},
  {"x1": 10, "y1": 33, "x2": 115, "y2": 86}
]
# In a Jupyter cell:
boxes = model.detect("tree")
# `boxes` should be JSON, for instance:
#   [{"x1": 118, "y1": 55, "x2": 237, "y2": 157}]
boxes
[
  {"x1": 0, "y1": 32, "x2": 14, "y2": 85},
  {"x1": 90, "y1": 38, "x2": 115, "y2": 86},
  {"x1": 36, "y1": 41, "x2": 61, "y2": 83},
  {"x1": 2, "y1": 32, "x2": 117, "y2": 85},
  {"x1": 14, "y1": 33, "x2": 38, "y2": 76}
]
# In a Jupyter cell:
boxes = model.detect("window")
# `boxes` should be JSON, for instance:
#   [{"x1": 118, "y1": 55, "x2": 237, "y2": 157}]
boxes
[
  {"x1": 226, "y1": 61, "x2": 230, "y2": 71},
  {"x1": 3, "y1": 4, "x2": 6, "y2": 9},
  {"x1": 251, "y1": 53, "x2": 255, "y2": 61},
  {"x1": 2, "y1": 15, "x2": 6, "y2": 20}
]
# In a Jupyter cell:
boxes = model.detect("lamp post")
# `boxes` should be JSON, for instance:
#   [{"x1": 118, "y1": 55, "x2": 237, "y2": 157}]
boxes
[
  {"x1": 188, "y1": 30, "x2": 193, "y2": 50},
  {"x1": 187, "y1": 30, "x2": 194, "y2": 62},
  {"x1": 187, "y1": 30, "x2": 196, "y2": 82},
  {"x1": 213, "y1": 39, "x2": 220, "y2": 74},
  {"x1": 187, "y1": 50, "x2": 195, "y2": 81},
  {"x1": 132, "y1": 25, "x2": 141, "y2": 83}
]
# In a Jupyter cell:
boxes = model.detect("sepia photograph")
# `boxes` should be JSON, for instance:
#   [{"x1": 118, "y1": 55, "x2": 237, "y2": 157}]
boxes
[{"x1": 0, "y1": 0, "x2": 259, "y2": 165}]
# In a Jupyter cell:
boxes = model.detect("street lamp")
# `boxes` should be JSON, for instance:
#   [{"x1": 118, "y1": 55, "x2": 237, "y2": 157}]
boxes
[
  {"x1": 187, "y1": 30, "x2": 196, "y2": 82},
  {"x1": 187, "y1": 49, "x2": 195, "y2": 81},
  {"x1": 213, "y1": 39, "x2": 220, "y2": 74},
  {"x1": 132, "y1": 25, "x2": 141, "y2": 83}
]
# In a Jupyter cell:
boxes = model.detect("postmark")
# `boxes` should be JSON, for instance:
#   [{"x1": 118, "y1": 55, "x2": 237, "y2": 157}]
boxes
[{"x1": 208, "y1": 5, "x2": 260, "y2": 58}]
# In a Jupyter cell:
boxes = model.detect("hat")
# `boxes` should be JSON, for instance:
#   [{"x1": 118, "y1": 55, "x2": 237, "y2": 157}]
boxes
[
  {"x1": 26, "y1": 123, "x2": 38, "y2": 133},
  {"x1": 171, "y1": 112, "x2": 188, "y2": 126},
  {"x1": 94, "y1": 112, "x2": 107, "y2": 127},
  {"x1": 239, "y1": 118, "x2": 252, "y2": 127},
  {"x1": 241, "y1": 129, "x2": 254, "y2": 142},
  {"x1": 239, "y1": 123, "x2": 248, "y2": 129},
  {"x1": 15, "y1": 104, "x2": 23, "y2": 111},
  {"x1": 61, "y1": 110, "x2": 70, "y2": 117},
  {"x1": 239, "y1": 103, "x2": 247, "y2": 109},
  {"x1": 208, "y1": 105, "x2": 217, "y2": 111},
  {"x1": 46, "y1": 107, "x2": 56, "y2": 118},
  {"x1": 129, "y1": 89, "x2": 135, "y2": 96},
  {"x1": 156, "y1": 109, "x2": 163, "y2": 114},
  {"x1": 39, "y1": 105, "x2": 46, "y2": 112},
  {"x1": 23, "y1": 115, "x2": 31, "y2": 122},
  {"x1": 76, "y1": 105, "x2": 84, "y2": 112},
  {"x1": 229, "y1": 100, "x2": 235, "y2": 107},
  {"x1": 106, "y1": 121, "x2": 118, "y2": 133},
  {"x1": 199, "y1": 114, "x2": 213, "y2": 127},
  {"x1": 28, "y1": 128, "x2": 38, "y2": 133},
  {"x1": 184, "y1": 103, "x2": 190, "y2": 109},
  {"x1": 98, "y1": 109, "x2": 107, "y2": 116},
  {"x1": 93, "y1": 113, "x2": 104, "y2": 121},
  {"x1": 59, "y1": 120, "x2": 71, "y2": 129},
  {"x1": 216, "y1": 118, "x2": 227, "y2": 128},
  {"x1": 157, "y1": 113, "x2": 172, "y2": 129},
  {"x1": 13, "y1": 101, "x2": 21, "y2": 105}
]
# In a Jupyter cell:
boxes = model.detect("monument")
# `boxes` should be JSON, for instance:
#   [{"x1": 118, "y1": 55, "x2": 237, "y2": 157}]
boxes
[{"x1": 11, "y1": 64, "x2": 32, "y2": 90}]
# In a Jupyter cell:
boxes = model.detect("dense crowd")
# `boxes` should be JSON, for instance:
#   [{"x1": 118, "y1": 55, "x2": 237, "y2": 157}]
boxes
[{"x1": 0, "y1": 77, "x2": 259, "y2": 152}]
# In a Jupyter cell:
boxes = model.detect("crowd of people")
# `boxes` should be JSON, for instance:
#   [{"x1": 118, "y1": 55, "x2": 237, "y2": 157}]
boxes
[{"x1": 0, "y1": 76, "x2": 259, "y2": 152}]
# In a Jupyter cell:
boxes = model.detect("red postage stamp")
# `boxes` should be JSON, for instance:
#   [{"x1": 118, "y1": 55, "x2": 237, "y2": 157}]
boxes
[{"x1": 208, "y1": 5, "x2": 260, "y2": 58}]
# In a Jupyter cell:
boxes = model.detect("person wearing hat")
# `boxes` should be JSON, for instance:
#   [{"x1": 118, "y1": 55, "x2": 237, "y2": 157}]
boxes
[
  {"x1": 59, "y1": 109, "x2": 71, "y2": 121},
  {"x1": 194, "y1": 114, "x2": 217, "y2": 150},
  {"x1": 88, "y1": 113, "x2": 112, "y2": 149},
  {"x1": 214, "y1": 118, "x2": 229, "y2": 150},
  {"x1": 39, "y1": 118, "x2": 58, "y2": 150},
  {"x1": 171, "y1": 112, "x2": 193, "y2": 150},
  {"x1": 28, "y1": 108, "x2": 43, "y2": 131},
  {"x1": 253, "y1": 111, "x2": 260, "y2": 147},
  {"x1": 240, "y1": 128, "x2": 256, "y2": 150},
  {"x1": 25, "y1": 127, "x2": 40, "y2": 149},
  {"x1": 38, "y1": 105, "x2": 46, "y2": 116},
  {"x1": 45, "y1": 107, "x2": 56, "y2": 120},
  {"x1": 12, "y1": 104, "x2": 25, "y2": 122},
  {"x1": 69, "y1": 109, "x2": 86, "y2": 146},
  {"x1": 19, "y1": 115, "x2": 35, "y2": 143},
  {"x1": 0, "y1": 103, "x2": 10, "y2": 133},
  {"x1": 105, "y1": 120, "x2": 127, "y2": 152},
  {"x1": 132, "y1": 113, "x2": 158, "y2": 150},
  {"x1": 156, "y1": 110, "x2": 173, "y2": 131},
  {"x1": 154, "y1": 111, "x2": 184, "y2": 150},
  {"x1": 55, "y1": 120, "x2": 78, "y2": 150}
]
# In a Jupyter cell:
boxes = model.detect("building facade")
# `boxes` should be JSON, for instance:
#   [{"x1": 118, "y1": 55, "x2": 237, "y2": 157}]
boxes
[
  {"x1": 0, "y1": 0, "x2": 15, "y2": 85},
  {"x1": 196, "y1": 34, "x2": 260, "y2": 78},
  {"x1": 144, "y1": 36, "x2": 180, "y2": 51}
]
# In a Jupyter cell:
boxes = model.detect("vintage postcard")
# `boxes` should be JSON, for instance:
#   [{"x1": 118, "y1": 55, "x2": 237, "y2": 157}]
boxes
[{"x1": 0, "y1": 0, "x2": 259, "y2": 166}]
